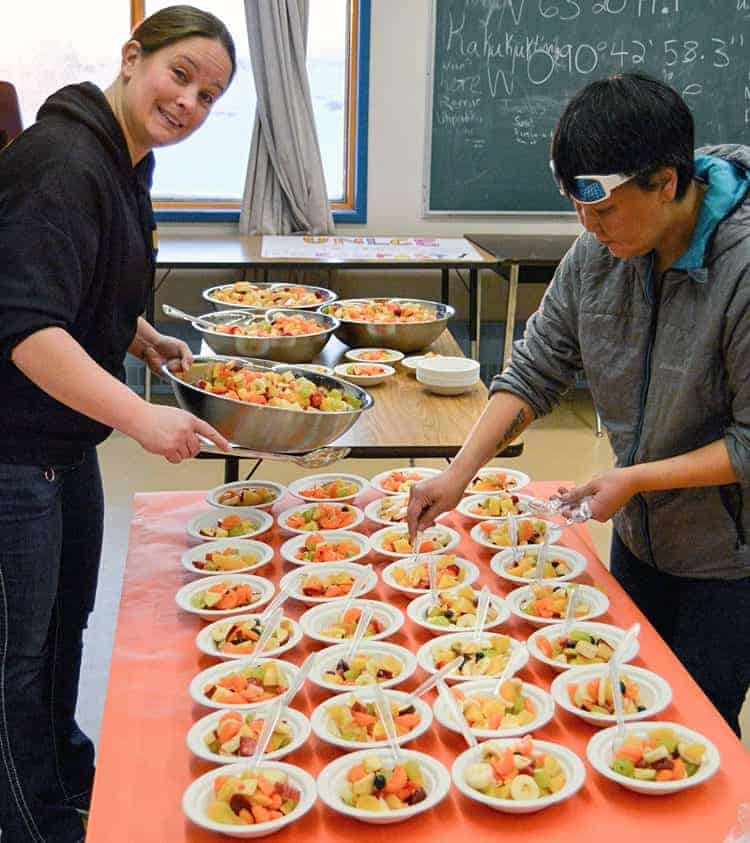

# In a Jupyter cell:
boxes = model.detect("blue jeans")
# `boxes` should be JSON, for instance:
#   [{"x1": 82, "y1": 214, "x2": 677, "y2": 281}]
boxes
[
  {"x1": 610, "y1": 531, "x2": 750, "y2": 737},
  {"x1": 0, "y1": 449, "x2": 102, "y2": 842}
]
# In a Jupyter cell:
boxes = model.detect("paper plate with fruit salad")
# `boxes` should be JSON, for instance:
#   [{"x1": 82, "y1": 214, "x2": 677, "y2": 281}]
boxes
[
  {"x1": 280, "y1": 530, "x2": 370, "y2": 567},
  {"x1": 187, "y1": 509, "x2": 274, "y2": 543},
  {"x1": 586, "y1": 721, "x2": 720, "y2": 795},
  {"x1": 406, "y1": 586, "x2": 509, "y2": 635},
  {"x1": 310, "y1": 688, "x2": 432, "y2": 751},
  {"x1": 370, "y1": 466, "x2": 441, "y2": 496},
  {"x1": 470, "y1": 517, "x2": 561, "y2": 551},
  {"x1": 463, "y1": 466, "x2": 531, "y2": 495},
  {"x1": 196, "y1": 613, "x2": 302, "y2": 661},
  {"x1": 190, "y1": 657, "x2": 301, "y2": 711},
  {"x1": 277, "y1": 501, "x2": 364, "y2": 534},
  {"x1": 309, "y1": 641, "x2": 417, "y2": 692},
  {"x1": 452, "y1": 736, "x2": 586, "y2": 814},
  {"x1": 181, "y1": 539, "x2": 274, "y2": 577},
  {"x1": 176, "y1": 574, "x2": 275, "y2": 622},
  {"x1": 433, "y1": 677, "x2": 555, "y2": 739},
  {"x1": 344, "y1": 347, "x2": 405, "y2": 364},
  {"x1": 456, "y1": 492, "x2": 535, "y2": 521},
  {"x1": 317, "y1": 748, "x2": 451, "y2": 824},
  {"x1": 363, "y1": 493, "x2": 410, "y2": 526},
  {"x1": 333, "y1": 362, "x2": 396, "y2": 386},
  {"x1": 381, "y1": 554, "x2": 480, "y2": 596},
  {"x1": 182, "y1": 759, "x2": 317, "y2": 837},
  {"x1": 526, "y1": 621, "x2": 640, "y2": 672},
  {"x1": 299, "y1": 599, "x2": 403, "y2": 645},
  {"x1": 279, "y1": 562, "x2": 378, "y2": 604},
  {"x1": 506, "y1": 582, "x2": 609, "y2": 627},
  {"x1": 186, "y1": 705, "x2": 311, "y2": 765},
  {"x1": 551, "y1": 664, "x2": 672, "y2": 727},
  {"x1": 416, "y1": 631, "x2": 528, "y2": 684},
  {"x1": 206, "y1": 480, "x2": 286, "y2": 512},
  {"x1": 490, "y1": 545, "x2": 587, "y2": 585},
  {"x1": 287, "y1": 472, "x2": 368, "y2": 503},
  {"x1": 370, "y1": 524, "x2": 460, "y2": 559}
]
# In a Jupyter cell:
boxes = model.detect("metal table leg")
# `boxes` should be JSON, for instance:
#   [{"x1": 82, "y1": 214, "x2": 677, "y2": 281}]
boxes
[
  {"x1": 441, "y1": 267, "x2": 449, "y2": 304},
  {"x1": 469, "y1": 267, "x2": 481, "y2": 361},
  {"x1": 503, "y1": 262, "x2": 520, "y2": 369}
]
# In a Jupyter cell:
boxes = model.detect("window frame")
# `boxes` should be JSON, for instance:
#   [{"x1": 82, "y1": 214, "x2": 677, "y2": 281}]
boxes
[{"x1": 131, "y1": 0, "x2": 369, "y2": 224}]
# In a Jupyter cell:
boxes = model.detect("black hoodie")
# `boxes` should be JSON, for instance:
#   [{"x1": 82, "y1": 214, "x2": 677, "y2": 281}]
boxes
[{"x1": 0, "y1": 82, "x2": 156, "y2": 464}]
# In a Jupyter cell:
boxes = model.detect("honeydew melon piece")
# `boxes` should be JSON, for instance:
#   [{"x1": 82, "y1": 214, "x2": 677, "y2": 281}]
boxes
[{"x1": 207, "y1": 800, "x2": 244, "y2": 825}]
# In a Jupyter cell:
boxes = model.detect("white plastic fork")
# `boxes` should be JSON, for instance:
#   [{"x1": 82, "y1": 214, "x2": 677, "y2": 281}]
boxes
[
  {"x1": 437, "y1": 678, "x2": 477, "y2": 748},
  {"x1": 535, "y1": 529, "x2": 551, "y2": 581},
  {"x1": 245, "y1": 607, "x2": 283, "y2": 666},
  {"x1": 344, "y1": 605, "x2": 375, "y2": 663},
  {"x1": 471, "y1": 585, "x2": 491, "y2": 641},
  {"x1": 428, "y1": 555, "x2": 440, "y2": 605},
  {"x1": 247, "y1": 697, "x2": 285, "y2": 771},
  {"x1": 407, "y1": 656, "x2": 463, "y2": 702},
  {"x1": 507, "y1": 514, "x2": 520, "y2": 563},
  {"x1": 280, "y1": 652, "x2": 317, "y2": 707},
  {"x1": 492, "y1": 649, "x2": 525, "y2": 697},
  {"x1": 560, "y1": 584, "x2": 580, "y2": 637},
  {"x1": 338, "y1": 564, "x2": 374, "y2": 616},
  {"x1": 609, "y1": 623, "x2": 641, "y2": 750},
  {"x1": 372, "y1": 683, "x2": 402, "y2": 764}
]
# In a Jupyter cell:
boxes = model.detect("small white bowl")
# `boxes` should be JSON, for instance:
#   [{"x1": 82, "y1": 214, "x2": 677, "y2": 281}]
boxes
[
  {"x1": 551, "y1": 664, "x2": 672, "y2": 726},
  {"x1": 190, "y1": 658, "x2": 301, "y2": 711},
  {"x1": 299, "y1": 599, "x2": 404, "y2": 645},
  {"x1": 345, "y1": 348, "x2": 405, "y2": 364},
  {"x1": 401, "y1": 353, "x2": 442, "y2": 375},
  {"x1": 491, "y1": 545, "x2": 588, "y2": 585},
  {"x1": 457, "y1": 493, "x2": 537, "y2": 522},
  {"x1": 286, "y1": 363, "x2": 334, "y2": 376},
  {"x1": 452, "y1": 738, "x2": 586, "y2": 813},
  {"x1": 470, "y1": 518, "x2": 562, "y2": 551},
  {"x1": 363, "y1": 494, "x2": 409, "y2": 526},
  {"x1": 417, "y1": 355, "x2": 479, "y2": 377},
  {"x1": 277, "y1": 502, "x2": 365, "y2": 535},
  {"x1": 186, "y1": 509, "x2": 274, "y2": 543},
  {"x1": 186, "y1": 705, "x2": 311, "y2": 764},
  {"x1": 308, "y1": 641, "x2": 417, "y2": 692},
  {"x1": 506, "y1": 583, "x2": 609, "y2": 627},
  {"x1": 418, "y1": 380, "x2": 478, "y2": 396},
  {"x1": 381, "y1": 555, "x2": 480, "y2": 596},
  {"x1": 433, "y1": 678, "x2": 555, "y2": 739},
  {"x1": 287, "y1": 472, "x2": 369, "y2": 503},
  {"x1": 369, "y1": 466, "x2": 441, "y2": 496},
  {"x1": 586, "y1": 721, "x2": 720, "y2": 795},
  {"x1": 310, "y1": 688, "x2": 432, "y2": 750},
  {"x1": 463, "y1": 467, "x2": 531, "y2": 495},
  {"x1": 370, "y1": 524, "x2": 460, "y2": 558},
  {"x1": 333, "y1": 362, "x2": 396, "y2": 386},
  {"x1": 406, "y1": 589, "x2": 510, "y2": 635},
  {"x1": 416, "y1": 632, "x2": 529, "y2": 683},
  {"x1": 205, "y1": 479, "x2": 286, "y2": 512},
  {"x1": 181, "y1": 539, "x2": 275, "y2": 577},
  {"x1": 317, "y1": 748, "x2": 451, "y2": 824},
  {"x1": 526, "y1": 621, "x2": 640, "y2": 672},
  {"x1": 196, "y1": 613, "x2": 303, "y2": 661},
  {"x1": 279, "y1": 530, "x2": 371, "y2": 567},
  {"x1": 175, "y1": 575, "x2": 275, "y2": 622},
  {"x1": 279, "y1": 562, "x2": 378, "y2": 604},
  {"x1": 182, "y1": 760, "x2": 316, "y2": 837}
]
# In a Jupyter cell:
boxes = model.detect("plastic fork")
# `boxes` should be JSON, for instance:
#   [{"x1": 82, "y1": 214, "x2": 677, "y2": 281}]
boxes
[
  {"x1": 247, "y1": 697, "x2": 285, "y2": 771},
  {"x1": 560, "y1": 584, "x2": 580, "y2": 637},
  {"x1": 534, "y1": 529, "x2": 551, "y2": 581},
  {"x1": 259, "y1": 582, "x2": 295, "y2": 624},
  {"x1": 507, "y1": 513, "x2": 520, "y2": 562},
  {"x1": 471, "y1": 585, "x2": 491, "y2": 641},
  {"x1": 245, "y1": 607, "x2": 283, "y2": 666},
  {"x1": 407, "y1": 656, "x2": 463, "y2": 702},
  {"x1": 372, "y1": 683, "x2": 402, "y2": 764},
  {"x1": 338, "y1": 564, "x2": 374, "y2": 616},
  {"x1": 492, "y1": 648, "x2": 525, "y2": 697},
  {"x1": 437, "y1": 678, "x2": 477, "y2": 748},
  {"x1": 344, "y1": 605, "x2": 375, "y2": 663},
  {"x1": 428, "y1": 555, "x2": 440, "y2": 605},
  {"x1": 280, "y1": 652, "x2": 317, "y2": 707},
  {"x1": 609, "y1": 623, "x2": 641, "y2": 749}
]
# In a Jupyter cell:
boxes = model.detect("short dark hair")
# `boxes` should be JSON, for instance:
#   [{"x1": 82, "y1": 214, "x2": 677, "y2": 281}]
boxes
[
  {"x1": 130, "y1": 5, "x2": 237, "y2": 86},
  {"x1": 551, "y1": 73, "x2": 694, "y2": 200}
]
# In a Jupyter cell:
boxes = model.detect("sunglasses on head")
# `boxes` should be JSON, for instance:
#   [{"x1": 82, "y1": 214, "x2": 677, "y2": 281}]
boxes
[{"x1": 550, "y1": 160, "x2": 634, "y2": 204}]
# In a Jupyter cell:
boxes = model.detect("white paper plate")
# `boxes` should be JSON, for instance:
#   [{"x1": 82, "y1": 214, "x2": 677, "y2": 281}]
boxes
[
  {"x1": 277, "y1": 502, "x2": 365, "y2": 535},
  {"x1": 416, "y1": 632, "x2": 529, "y2": 683},
  {"x1": 490, "y1": 545, "x2": 587, "y2": 585},
  {"x1": 506, "y1": 583, "x2": 609, "y2": 627},
  {"x1": 279, "y1": 530, "x2": 371, "y2": 567},
  {"x1": 186, "y1": 508, "x2": 274, "y2": 543},
  {"x1": 381, "y1": 555, "x2": 480, "y2": 596},
  {"x1": 526, "y1": 621, "x2": 640, "y2": 672},
  {"x1": 470, "y1": 519, "x2": 562, "y2": 551},
  {"x1": 175, "y1": 574, "x2": 275, "y2": 622},
  {"x1": 345, "y1": 348, "x2": 405, "y2": 364},
  {"x1": 463, "y1": 467, "x2": 531, "y2": 495},
  {"x1": 308, "y1": 641, "x2": 417, "y2": 692},
  {"x1": 195, "y1": 613, "x2": 303, "y2": 661},
  {"x1": 363, "y1": 494, "x2": 410, "y2": 526},
  {"x1": 456, "y1": 493, "x2": 536, "y2": 521},
  {"x1": 406, "y1": 589, "x2": 509, "y2": 635},
  {"x1": 369, "y1": 466, "x2": 441, "y2": 496},
  {"x1": 189, "y1": 658, "x2": 301, "y2": 711},
  {"x1": 299, "y1": 599, "x2": 404, "y2": 644},
  {"x1": 279, "y1": 562, "x2": 378, "y2": 604},
  {"x1": 181, "y1": 539, "x2": 274, "y2": 577},
  {"x1": 287, "y1": 472, "x2": 369, "y2": 503},
  {"x1": 205, "y1": 480, "x2": 286, "y2": 512},
  {"x1": 370, "y1": 524, "x2": 460, "y2": 559},
  {"x1": 333, "y1": 362, "x2": 396, "y2": 386}
]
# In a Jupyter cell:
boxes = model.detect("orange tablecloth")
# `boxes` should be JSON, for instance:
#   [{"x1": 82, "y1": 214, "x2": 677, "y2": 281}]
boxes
[{"x1": 87, "y1": 482, "x2": 750, "y2": 842}]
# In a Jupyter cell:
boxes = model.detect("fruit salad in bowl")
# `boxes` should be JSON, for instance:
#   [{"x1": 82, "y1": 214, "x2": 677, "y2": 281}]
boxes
[
  {"x1": 406, "y1": 586, "x2": 509, "y2": 634},
  {"x1": 299, "y1": 600, "x2": 404, "y2": 644},
  {"x1": 288, "y1": 472, "x2": 368, "y2": 503},
  {"x1": 491, "y1": 545, "x2": 587, "y2": 585},
  {"x1": 416, "y1": 632, "x2": 528, "y2": 682},
  {"x1": 206, "y1": 480, "x2": 285, "y2": 511},
  {"x1": 181, "y1": 539, "x2": 274, "y2": 576},
  {"x1": 363, "y1": 494, "x2": 410, "y2": 526},
  {"x1": 345, "y1": 348, "x2": 405, "y2": 364},
  {"x1": 204, "y1": 281, "x2": 334, "y2": 309},
  {"x1": 527, "y1": 621, "x2": 639, "y2": 671},
  {"x1": 470, "y1": 518, "x2": 561, "y2": 550},
  {"x1": 278, "y1": 502, "x2": 364, "y2": 533},
  {"x1": 370, "y1": 466, "x2": 441, "y2": 495},
  {"x1": 309, "y1": 642, "x2": 417, "y2": 692},
  {"x1": 279, "y1": 562, "x2": 378, "y2": 604},
  {"x1": 382, "y1": 554, "x2": 480, "y2": 595},
  {"x1": 196, "y1": 614, "x2": 302, "y2": 660},
  {"x1": 176, "y1": 575, "x2": 275, "y2": 621},
  {"x1": 190, "y1": 658, "x2": 300, "y2": 710},
  {"x1": 457, "y1": 493, "x2": 534, "y2": 521},
  {"x1": 370, "y1": 524, "x2": 460, "y2": 558},
  {"x1": 464, "y1": 467, "x2": 531, "y2": 495},
  {"x1": 506, "y1": 582, "x2": 609, "y2": 627},
  {"x1": 333, "y1": 362, "x2": 396, "y2": 386},
  {"x1": 187, "y1": 509, "x2": 274, "y2": 543},
  {"x1": 280, "y1": 530, "x2": 370, "y2": 566}
]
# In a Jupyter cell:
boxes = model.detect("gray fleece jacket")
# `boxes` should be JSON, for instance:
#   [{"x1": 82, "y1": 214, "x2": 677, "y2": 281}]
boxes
[{"x1": 490, "y1": 145, "x2": 750, "y2": 579}]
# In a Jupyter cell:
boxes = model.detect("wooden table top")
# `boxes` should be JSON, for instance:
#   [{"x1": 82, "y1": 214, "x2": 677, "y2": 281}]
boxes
[{"x1": 464, "y1": 233, "x2": 577, "y2": 265}]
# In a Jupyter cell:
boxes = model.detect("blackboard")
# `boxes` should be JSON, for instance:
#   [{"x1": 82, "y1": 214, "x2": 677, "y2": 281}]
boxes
[{"x1": 425, "y1": 0, "x2": 750, "y2": 213}]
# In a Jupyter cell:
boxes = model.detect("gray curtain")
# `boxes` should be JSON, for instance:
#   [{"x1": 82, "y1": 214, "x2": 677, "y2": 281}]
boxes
[{"x1": 240, "y1": 0, "x2": 334, "y2": 234}]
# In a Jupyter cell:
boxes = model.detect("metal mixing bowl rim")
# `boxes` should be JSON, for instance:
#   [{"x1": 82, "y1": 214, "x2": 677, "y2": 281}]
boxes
[
  {"x1": 202, "y1": 282, "x2": 338, "y2": 308},
  {"x1": 191, "y1": 308, "x2": 341, "y2": 339},
  {"x1": 319, "y1": 296, "x2": 455, "y2": 325}
]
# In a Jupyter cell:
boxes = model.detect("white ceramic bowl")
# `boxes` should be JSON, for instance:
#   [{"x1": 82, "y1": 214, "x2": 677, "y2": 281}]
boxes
[
  {"x1": 463, "y1": 467, "x2": 531, "y2": 495},
  {"x1": 287, "y1": 472, "x2": 369, "y2": 503},
  {"x1": 452, "y1": 738, "x2": 586, "y2": 813},
  {"x1": 279, "y1": 530, "x2": 371, "y2": 567},
  {"x1": 433, "y1": 678, "x2": 555, "y2": 739},
  {"x1": 182, "y1": 760, "x2": 316, "y2": 837},
  {"x1": 175, "y1": 574, "x2": 275, "y2": 622},
  {"x1": 277, "y1": 502, "x2": 365, "y2": 535},
  {"x1": 491, "y1": 545, "x2": 588, "y2": 585},
  {"x1": 285, "y1": 362, "x2": 334, "y2": 376},
  {"x1": 195, "y1": 613, "x2": 303, "y2": 661},
  {"x1": 279, "y1": 562, "x2": 378, "y2": 604},
  {"x1": 526, "y1": 621, "x2": 640, "y2": 672},
  {"x1": 416, "y1": 632, "x2": 529, "y2": 683},
  {"x1": 586, "y1": 721, "x2": 720, "y2": 795},
  {"x1": 456, "y1": 493, "x2": 536, "y2": 522},
  {"x1": 344, "y1": 348, "x2": 405, "y2": 364},
  {"x1": 299, "y1": 599, "x2": 404, "y2": 645},
  {"x1": 369, "y1": 466, "x2": 441, "y2": 496},
  {"x1": 400, "y1": 353, "x2": 443, "y2": 374},
  {"x1": 416, "y1": 356, "x2": 480, "y2": 381},
  {"x1": 186, "y1": 705, "x2": 311, "y2": 764},
  {"x1": 189, "y1": 658, "x2": 301, "y2": 711},
  {"x1": 406, "y1": 589, "x2": 510, "y2": 635},
  {"x1": 333, "y1": 362, "x2": 396, "y2": 386},
  {"x1": 181, "y1": 539, "x2": 275, "y2": 577},
  {"x1": 317, "y1": 748, "x2": 450, "y2": 824},
  {"x1": 308, "y1": 641, "x2": 417, "y2": 692},
  {"x1": 370, "y1": 524, "x2": 460, "y2": 559},
  {"x1": 551, "y1": 664, "x2": 672, "y2": 726},
  {"x1": 186, "y1": 508, "x2": 274, "y2": 543},
  {"x1": 310, "y1": 688, "x2": 432, "y2": 750},
  {"x1": 205, "y1": 480, "x2": 286, "y2": 512},
  {"x1": 506, "y1": 583, "x2": 609, "y2": 627},
  {"x1": 418, "y1": 380, "x2": 479, "y2": 396},
  {"x1": 470, "y1": 519, "x2": 562, "y2": 551},
  {"x1": 381, "y1": 555, "x2": 480, "y2": 596}
]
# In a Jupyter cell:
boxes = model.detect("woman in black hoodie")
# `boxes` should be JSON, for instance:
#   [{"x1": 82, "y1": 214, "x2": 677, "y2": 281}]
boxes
[{"x1": 0, "y1": 7, "x2": 235, "y2": 840}]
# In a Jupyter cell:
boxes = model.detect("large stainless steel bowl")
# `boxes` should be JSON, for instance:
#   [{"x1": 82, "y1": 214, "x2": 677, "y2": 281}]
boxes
[
  {"x1": 202, "y1": 282, "x2": 338, "y2": 314},
  {"x1": 318, "y1": 297, "x2": 455, "y2": 352},
  {"x1": 162, "y1": 356, "x2": 373, "y2": 453},
  {"x1": 193, "y1": 309, "x2": 339, "y2": 363}
]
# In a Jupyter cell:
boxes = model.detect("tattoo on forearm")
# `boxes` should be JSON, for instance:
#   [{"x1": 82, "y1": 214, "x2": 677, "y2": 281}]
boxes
[{"x1": 496, "y1": 408, "x2": 527, "y2": 452}]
